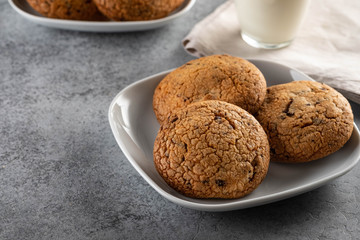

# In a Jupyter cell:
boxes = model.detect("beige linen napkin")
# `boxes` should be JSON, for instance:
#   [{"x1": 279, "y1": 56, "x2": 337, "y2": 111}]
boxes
[{"x1": 183, "y1": 0, "x2": 360, "y2": 104}]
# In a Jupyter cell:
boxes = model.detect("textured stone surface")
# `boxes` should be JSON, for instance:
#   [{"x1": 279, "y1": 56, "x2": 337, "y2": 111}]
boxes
[{"x1": 0, "y1": 0, "x2": 360, "y2": 239}]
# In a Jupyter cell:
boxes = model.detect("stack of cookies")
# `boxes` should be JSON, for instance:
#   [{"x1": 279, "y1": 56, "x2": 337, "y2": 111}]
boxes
[
  {"x1": 152, "y1": 54, "x2": 354, "y2": 199},
  {"x1": 26, "y1": 0, "x2": 185, "y2": 21}
]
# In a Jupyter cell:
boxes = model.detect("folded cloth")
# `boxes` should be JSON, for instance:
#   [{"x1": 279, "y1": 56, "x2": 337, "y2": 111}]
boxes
[{"x1": 183, "y1": 0, "x2": 360, "y2": 104}]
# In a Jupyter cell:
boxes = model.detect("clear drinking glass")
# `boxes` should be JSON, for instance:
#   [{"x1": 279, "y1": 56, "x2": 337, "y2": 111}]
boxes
[{"x1": 235, "y1": 0, "x2": 311, "y2": 49}]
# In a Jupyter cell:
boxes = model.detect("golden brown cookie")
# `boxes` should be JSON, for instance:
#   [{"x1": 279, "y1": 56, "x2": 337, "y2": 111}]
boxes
[
  {"x1": 92, "y1": 0, "x2": 185, "y2": 21},
  {"x1": 26, "y1": 0, "x2": 105, "y2": 20},
  {"x1": 153, "y1": 100, "x2": 270, "y2": 199},
  {"x1": 153, "y1": 55, "x2": 267, "y2": 125},
  {"x1": 255, "y1": 80, "x2": 354, "y2": 163}
]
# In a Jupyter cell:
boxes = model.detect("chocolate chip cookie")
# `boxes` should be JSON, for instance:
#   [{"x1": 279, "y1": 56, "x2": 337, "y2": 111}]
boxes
[
  {"x1": 153, "y1": 55, "x2": 267, "y2": 125},
  {"x1": 26, "y1": 0, "x2": 104, "y2": 20},
  {"x1": 255, "y1": 80, "x2": 354, "y2": 163},
  {"x1": 153, "y1": 100, "x2": 270, "y2": 199},
  {"x1": 92, "y1": 0, "x2": 185, "y2": 21}
]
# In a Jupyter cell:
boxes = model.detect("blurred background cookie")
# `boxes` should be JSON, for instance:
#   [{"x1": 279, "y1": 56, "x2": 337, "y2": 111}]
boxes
[
  {"x1": 153, "y1": 54, "x2": 267, "y2": 125},
  {"x1": 92, "y1": 0, "x2": 185, "y2": 21},
  {"x1": 153, "y1": 100, "x2": 270, "y2": 199},
  {"x1": 256, "y1": 80, "x2": 354, "y2": 163},
  {"x1": 26, "y1": 0, "x2": 105, "y2": 20}
]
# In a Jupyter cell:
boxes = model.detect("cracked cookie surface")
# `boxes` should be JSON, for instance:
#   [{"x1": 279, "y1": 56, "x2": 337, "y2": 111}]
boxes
[
  {"x1": 153, "y1": 55, "x2": 267, "y2": 125},
  {"x1": 153, "y1": 100, "x2": 270, "y2": 199},
  {"x1": 255, "y1": 80, "x2": 354, "y2": 163},
  {"x1": 26, "y1": 0, "x2": 104, "y2": 20},
  {"x1": 92, "y1": 0, "x2": 185, "y2": 21}
]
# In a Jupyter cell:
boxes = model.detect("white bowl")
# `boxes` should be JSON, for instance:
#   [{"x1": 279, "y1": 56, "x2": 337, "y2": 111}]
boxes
[
  {"x1": 108, "y1": 59, "x2": 360, "y2": 211},
  {"x1": 8, "y1": 0, "x2": 196, "y2": 32}
]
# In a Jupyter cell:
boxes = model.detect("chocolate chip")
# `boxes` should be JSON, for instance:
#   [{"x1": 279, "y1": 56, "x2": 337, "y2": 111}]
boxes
[
  {"x1": 214, "y1": 115, "x2": 222, "y2": 122},
  {"x1": 202, "y1": 180, "x2": 209, "y2": 184},
  {"x1": 171, "y1": 116, "x2": 178, "y2": 123},
  {"x1": 283, "y1": 99, "x2": 294, "y2": 116},
  {"x1": 313, "y1": 118, "x2": 323, "y2": 125},
  {"x1": 215, "y1": 179, "x2": 225, "y2": 187}
]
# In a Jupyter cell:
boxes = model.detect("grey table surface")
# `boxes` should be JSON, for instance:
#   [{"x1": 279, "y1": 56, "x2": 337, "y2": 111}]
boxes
[{"x1": 1, "y1": 0, "x2": 360, "y2": 239}]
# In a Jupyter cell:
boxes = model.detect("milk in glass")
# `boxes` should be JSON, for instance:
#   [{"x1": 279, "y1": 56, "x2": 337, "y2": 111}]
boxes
[{"x1": 235, "y1": 0, "x2": 311, "y2": 49}]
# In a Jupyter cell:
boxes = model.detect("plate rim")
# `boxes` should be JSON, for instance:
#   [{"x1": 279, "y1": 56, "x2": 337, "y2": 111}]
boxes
[
  {"x1": 108, "y1": 59, "x2": 360, "y2": 211},
  {"x1": 8, "y1": 0, "x2": 196, "y2": 32}
]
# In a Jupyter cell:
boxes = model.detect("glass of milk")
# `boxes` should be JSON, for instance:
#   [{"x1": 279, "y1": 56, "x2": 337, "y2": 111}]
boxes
[{"x1": 235, "y1": 0, "x2": 311, "y2": 49}]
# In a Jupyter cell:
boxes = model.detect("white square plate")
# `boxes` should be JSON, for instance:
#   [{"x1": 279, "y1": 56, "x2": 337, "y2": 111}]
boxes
[
  {"x1": 8, "y1": 0, "x2": 196, "y2": 32},
  {"x1": 108, "y1": 59, "x2": 360, "y2": 211}
]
